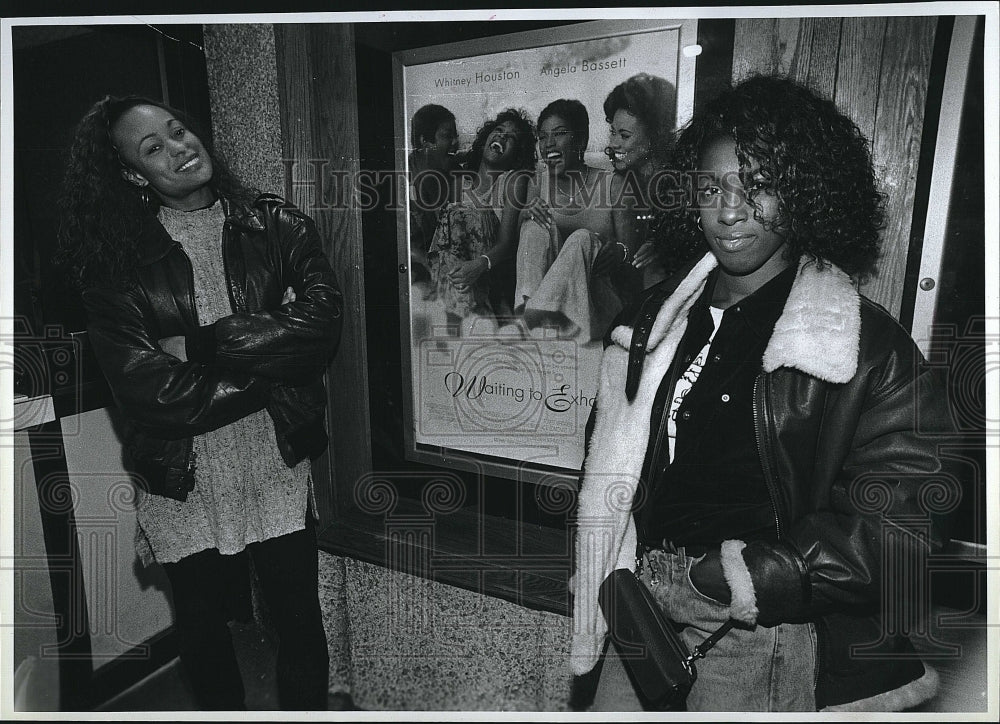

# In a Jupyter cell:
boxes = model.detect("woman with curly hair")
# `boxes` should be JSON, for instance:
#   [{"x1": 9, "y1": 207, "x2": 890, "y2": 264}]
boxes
[
  {"x1": 572, "y1": 75, "x2": 955, "y2": 712},
  {"x1": 58, "y1": 95, "x2": 342, "y2": 710},
  {"x1": 427, "y1": 107, "x2": 535, "y2": 334},
  {"x1": 602, "y1": 73, "x2": 697, "y2": 288}
]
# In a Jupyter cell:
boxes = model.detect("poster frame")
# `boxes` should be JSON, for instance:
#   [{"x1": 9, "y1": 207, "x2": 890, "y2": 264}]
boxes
[{"x1": 392, "y1": 18, "x2": 699, "y2": 487}]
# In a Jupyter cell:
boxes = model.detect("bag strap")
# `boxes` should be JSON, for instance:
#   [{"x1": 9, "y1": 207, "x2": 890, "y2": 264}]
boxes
[
  {"x1": 685, "y1": 618, "x2": 737, "y2": 665},
  {"x1": 626, "y1": 555, "x2": 737, "y2": 666}
]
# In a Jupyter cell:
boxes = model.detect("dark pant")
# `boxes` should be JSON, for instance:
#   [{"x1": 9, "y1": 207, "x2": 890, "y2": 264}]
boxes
[{"x1": 162, "y1": 522, "x2": 330, "y2": 711}]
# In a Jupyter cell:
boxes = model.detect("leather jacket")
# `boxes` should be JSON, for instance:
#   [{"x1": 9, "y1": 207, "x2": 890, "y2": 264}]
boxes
[
  {"x1": 613, "y1": 256, "x2": 958, "y2": 708},
  {"x1": 83, "y1": 194, "x2": 344, "y2": 501}
]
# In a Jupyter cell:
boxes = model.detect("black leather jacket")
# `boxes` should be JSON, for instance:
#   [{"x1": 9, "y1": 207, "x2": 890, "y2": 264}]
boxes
[
  {"x1": 616, "y1": 261, "x2": 958, "y2": 708},
  {"x1": 83, "y1": 194, "x2": 343, "y2": 501}
]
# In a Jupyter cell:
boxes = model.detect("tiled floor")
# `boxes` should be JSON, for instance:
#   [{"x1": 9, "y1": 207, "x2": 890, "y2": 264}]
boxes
[
  {"x1": 95, "y1": 619, "x2": 359, "y2": 712},
  {"x1": 96, "y1": 621, "x2": 279, "y2": 711}
]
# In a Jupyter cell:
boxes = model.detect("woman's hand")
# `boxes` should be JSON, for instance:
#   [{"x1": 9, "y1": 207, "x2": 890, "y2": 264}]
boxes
[
  {"x1": 448, "y1": 257, "x2": 488, "y2": 290},
  {"x1": 631, "y1": 241, "x2": 659, "y2": 270},
  {"x1": 524, "y1": 197, "x2": 554, "y2": 231},
  {"x1": 689, "y1": 550, "x2": 732, "y2": 604},
  {"x1": 592, "y1": 236, "x2": 629, "y2": 276},
  {"x1": 159, "y1": 287, "x2": 295, "y2": 363},
  {"x1": 158, "y1": 335, "x2": 187, "y2": 362}
]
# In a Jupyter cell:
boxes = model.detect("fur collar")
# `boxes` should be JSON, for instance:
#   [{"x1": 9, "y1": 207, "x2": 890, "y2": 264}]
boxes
[
  {"x1": 611, "y1": 253, "x2": 861, "y2": 383},
  {"x1": 571, "y1": 253, "x2": 862, "y2": 675}
]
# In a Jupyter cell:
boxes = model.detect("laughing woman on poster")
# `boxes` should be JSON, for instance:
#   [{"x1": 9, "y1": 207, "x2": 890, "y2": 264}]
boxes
[
  {"x1": 57, "y1": 95, "x2": 342, "y2": 711},
  {"x1": 514, "y1": 99, "x2": 638, "y2": 342},
  {"x1": 427, "y1": 108, "x2": 536, "y2": 335}
]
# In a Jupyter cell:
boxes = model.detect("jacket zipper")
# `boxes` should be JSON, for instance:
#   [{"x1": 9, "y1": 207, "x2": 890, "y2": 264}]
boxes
[
  {"x1": 753, "y1": 372, "x2": 782, "y2": 539},
  {"x1": 755, "y1": 372, "x2": 824, "y2": 695},
  {"x1": 219, "y1": 220, "x2": 243, "y2": 313},
  {"x1": 178, "y1": 246, "x2": 200, "y2": 481},
  {"x1": 184, "y1": 438, "x2": 196, "y2": 479},
  {"x1": 648, "y1": 402, "x2": 672, "y2": 492},
  {"x1": 177, "y1": 243, "x2": 201, "y2": 329}
]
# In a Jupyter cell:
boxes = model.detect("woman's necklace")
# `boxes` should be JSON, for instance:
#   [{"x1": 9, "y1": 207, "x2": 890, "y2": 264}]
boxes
[
  {"x1": 630, "y1": 170, "x2": 655, "y2": 231},
  {"x1": 555, "y1": 166, "x2": 590, "y2": 205}
]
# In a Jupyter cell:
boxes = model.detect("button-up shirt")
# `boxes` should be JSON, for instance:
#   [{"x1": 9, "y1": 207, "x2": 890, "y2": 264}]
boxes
[{"x1": 635, "y1": 264, "x2": 797, "y2": 549}]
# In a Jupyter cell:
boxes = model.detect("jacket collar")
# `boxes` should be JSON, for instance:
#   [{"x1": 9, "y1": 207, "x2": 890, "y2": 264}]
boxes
[
  {"x1": 219, "y1": 195, "x2": 267, "y2": 231},
  {"x1": 613, "y1": 253, "x2": 861, "y2": 387},
  {"x1": 760, "y1": 257, "x2": 861, "y2": 384},
  {"x1": 135, "y1": 193, "x2": 266, "y2": 267}
]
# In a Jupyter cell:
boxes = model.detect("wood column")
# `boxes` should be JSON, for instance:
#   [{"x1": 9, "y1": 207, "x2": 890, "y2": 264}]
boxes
[{"x1": 273, "y1": 24, "x2": 373, "y2": 521}]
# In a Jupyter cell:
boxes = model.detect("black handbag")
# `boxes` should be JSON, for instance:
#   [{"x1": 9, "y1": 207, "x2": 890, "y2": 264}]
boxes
[{"x1": 599, "y1": 568, "x2": 735, "y2": 710}]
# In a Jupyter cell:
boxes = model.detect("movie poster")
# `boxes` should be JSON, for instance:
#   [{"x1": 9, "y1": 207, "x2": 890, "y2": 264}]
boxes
[{"x1": 400, "y1": 20, "x2": 696, "y2": 473}]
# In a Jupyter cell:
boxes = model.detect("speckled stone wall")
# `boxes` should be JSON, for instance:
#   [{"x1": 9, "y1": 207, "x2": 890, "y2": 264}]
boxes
[
  {"x1": 203, "y1": 23, "x2": 574, "y2": 711},
  {"x1": 202, "y1": 24, "x2": 285, "y2": 196}
]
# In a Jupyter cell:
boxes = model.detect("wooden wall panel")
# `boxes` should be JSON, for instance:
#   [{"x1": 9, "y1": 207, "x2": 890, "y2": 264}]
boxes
[
  {"x1": 275, "y1": 25, "x2": 372, "y2": 520},
  {"x1": 732, "y1": 18, "x2": 780, "y2": 80},
  {"x1": 305, "y1": 23, "x2": 372, "y2": 522},
  {"x1": 803, "y1": 18, "x2": 842, "y2": 98},
  {"x1": 732, "y1": 15, "x2": 938, "y2": 318},
  {"x1": 834, "y1": 17, "x2": 887, "y2": 145},
  {"x1": 734, "y1": 17, "x2": 842, "y2": 95},
  {"x1": 776, "y1": 17, "x2": 807, "y2": 78},
  {"x1": 274, "y1": 26, "x2": 315, "y2": 207},
  {"x1": 862, "y1": 16, "x2": 937, "y2": 315}
]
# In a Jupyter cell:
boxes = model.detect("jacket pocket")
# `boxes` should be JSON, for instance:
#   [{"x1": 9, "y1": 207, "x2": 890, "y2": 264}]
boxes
[{"x1": 123, "y1": 428, "x2": 195, "y2": 502}]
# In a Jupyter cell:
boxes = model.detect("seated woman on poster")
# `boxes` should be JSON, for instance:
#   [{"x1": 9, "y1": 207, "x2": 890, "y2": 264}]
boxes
[
  {"x1": 603, "y1": 73, "x2": 703, "y2": 289},
  {"x1": 408, "y1": 104, "x2": 460, "y2": 284},
  {"x1": 515, "y1": 99, "x2": 637, "y2": 342},
  {"x1": 426, "y1": 108, "x2": 536, "y2": 336},
  {"x1": 572, "y1": 75, "x2": 956, "y2": 712}
]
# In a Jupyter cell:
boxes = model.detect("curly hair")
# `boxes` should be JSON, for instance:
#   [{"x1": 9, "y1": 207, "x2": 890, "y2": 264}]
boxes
[
  {"x1": 463, "y1": 107, "x2": 537, "y2": 174},
  {"x1": 603, "y1": 73, "x2": 676, "y2": 166},
  {"x1": 57, "y1": 95, "x2": 255, "y2": 290},
  {"x1": 655, "y1": 75, "x2": 886, "y2": 281},
  {"x1": 538, "y1": 98, "x2": 590, "y2": 151},
  {"x1": 410, "y1": 103, "x2": 456, "y2": 148}
]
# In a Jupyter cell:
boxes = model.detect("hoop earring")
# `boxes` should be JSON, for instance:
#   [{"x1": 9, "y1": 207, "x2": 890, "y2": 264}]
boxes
[
  {"x1": 139, "y1": 185, "x2": 152, "y2": 208},
  {"x1": 695, "y1": 215, "x2": 703, "y2": 231}
]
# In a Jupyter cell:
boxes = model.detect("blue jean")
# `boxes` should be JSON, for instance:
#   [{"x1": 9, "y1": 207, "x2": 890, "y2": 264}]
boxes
[{"x1": 592, "y1": 548, "x2": 817, "y2": 712}]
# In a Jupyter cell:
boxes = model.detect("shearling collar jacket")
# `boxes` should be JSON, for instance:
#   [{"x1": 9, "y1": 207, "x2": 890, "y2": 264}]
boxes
[
  {"x1": 572, "y1": 252, "x2": 955, "y2": 711},
  {"x1": 83, "y1": 194, "x2": 343, "y2": 501}
]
